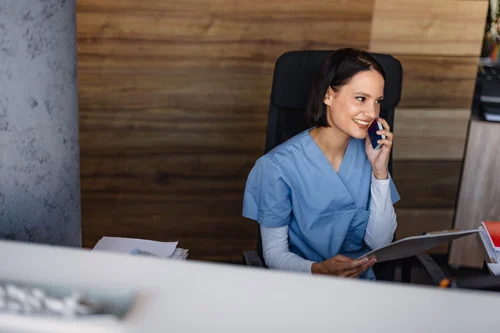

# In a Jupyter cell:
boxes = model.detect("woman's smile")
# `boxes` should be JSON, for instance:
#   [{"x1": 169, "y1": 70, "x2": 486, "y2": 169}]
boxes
[{"x1": 353, "y1": 118, "x2": 370, "y2": 129}]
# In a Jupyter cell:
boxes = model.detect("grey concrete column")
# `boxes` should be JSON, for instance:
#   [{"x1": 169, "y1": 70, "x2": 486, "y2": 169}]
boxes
[{"x1": 0, "y1": 0, "x2": 81, "y2": 246}]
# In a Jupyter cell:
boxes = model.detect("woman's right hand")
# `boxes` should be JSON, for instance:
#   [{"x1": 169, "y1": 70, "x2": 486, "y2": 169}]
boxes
[{"x1": 311, "y1": 255, "x2": 376, "y2": 278}]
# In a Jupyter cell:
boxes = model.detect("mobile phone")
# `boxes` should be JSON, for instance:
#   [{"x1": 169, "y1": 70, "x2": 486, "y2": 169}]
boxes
[{"x1": 368, "y1": 119, "x2": 386, "y2": 150}]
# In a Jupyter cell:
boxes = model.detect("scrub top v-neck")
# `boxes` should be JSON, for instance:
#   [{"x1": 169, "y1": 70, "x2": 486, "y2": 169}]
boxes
[{"x1": 243, "y1": 128, "x2": 400, "y2": 280}]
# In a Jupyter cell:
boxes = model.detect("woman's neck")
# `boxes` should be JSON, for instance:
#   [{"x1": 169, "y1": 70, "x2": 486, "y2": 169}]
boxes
[{"x1": 310, "y1": 125, "x2": 350, "y2": 163}]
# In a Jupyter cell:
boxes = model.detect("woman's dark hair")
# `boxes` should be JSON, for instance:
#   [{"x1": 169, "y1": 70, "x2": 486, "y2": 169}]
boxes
[{"x1": 306, "y1": 48, "x2": 385, "y2": 127}]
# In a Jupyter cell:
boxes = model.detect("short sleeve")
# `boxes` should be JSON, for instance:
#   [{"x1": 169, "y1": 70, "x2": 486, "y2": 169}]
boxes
[
  {"x1": 389, "y1": 173, "x2": 400, "y2": 205},
  {"x1": 242, "y1": 156, "x2": 292, "y2": 227}
]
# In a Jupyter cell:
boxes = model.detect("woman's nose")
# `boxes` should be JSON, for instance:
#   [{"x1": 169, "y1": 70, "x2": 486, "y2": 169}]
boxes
[{"x1": 364, "y1": 105, "x2": 378, "y2": 119}]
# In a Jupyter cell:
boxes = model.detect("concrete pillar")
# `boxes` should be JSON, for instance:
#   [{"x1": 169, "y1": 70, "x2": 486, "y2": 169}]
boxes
[{"x1": 0, "y1": 0, "x2": 81, "y2": 246}]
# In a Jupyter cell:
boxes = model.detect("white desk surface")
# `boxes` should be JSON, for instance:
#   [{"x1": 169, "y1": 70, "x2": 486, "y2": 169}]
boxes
[{"x1": 0, "y1": 240, "x2": 499, "y2": 333}]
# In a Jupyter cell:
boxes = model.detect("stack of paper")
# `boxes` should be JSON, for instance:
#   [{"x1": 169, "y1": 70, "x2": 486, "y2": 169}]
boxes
[
  {"x1": 171, "y1": 248, "x2": 189, "y2": 260},
  {"x1": 92, "y1": 237, "x2": 189, "y2": 260}
]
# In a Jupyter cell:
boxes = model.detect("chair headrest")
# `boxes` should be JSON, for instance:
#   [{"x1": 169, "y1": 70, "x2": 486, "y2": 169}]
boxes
[{"x1": 270, "y1": 50, "x2": 402, "y2": 110}]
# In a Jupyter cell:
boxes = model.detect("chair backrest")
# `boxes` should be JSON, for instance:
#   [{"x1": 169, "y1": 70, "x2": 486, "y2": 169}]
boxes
[{"x1": 257, "y1": 50, "x2": 403, "y2": 280}]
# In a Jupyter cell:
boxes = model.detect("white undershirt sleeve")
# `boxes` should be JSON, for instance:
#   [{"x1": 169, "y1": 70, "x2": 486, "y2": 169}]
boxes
[
  {"x1": 260, "y1": 225, "x2": 314, "y2": 273},
  {"x1": 364, "y1": 173, "x2": 398, "y2": 250}
]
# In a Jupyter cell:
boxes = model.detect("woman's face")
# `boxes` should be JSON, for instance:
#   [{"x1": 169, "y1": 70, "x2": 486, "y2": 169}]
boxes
[{"x1": 323, "y1": 69, "x2": 385, "y2": 140}]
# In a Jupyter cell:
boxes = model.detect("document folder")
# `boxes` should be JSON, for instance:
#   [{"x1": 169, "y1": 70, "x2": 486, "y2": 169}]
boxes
[{"x1": 358, "y1": 229, "x2": 480, "y2": 263}]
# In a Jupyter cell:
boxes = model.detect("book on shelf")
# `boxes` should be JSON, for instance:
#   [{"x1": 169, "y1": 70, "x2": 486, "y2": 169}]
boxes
[{"x1": 481, "y1": 221, "x2": 500, "y2": 252}]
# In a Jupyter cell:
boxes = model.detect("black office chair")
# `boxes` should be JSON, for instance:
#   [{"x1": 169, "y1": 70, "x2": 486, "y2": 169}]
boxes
[{"x1": 243, "y1": 50, "x2": 446, "y2": 284}]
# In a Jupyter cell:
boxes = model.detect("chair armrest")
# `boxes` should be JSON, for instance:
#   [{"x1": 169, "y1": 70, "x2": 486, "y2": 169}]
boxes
[
  {"x1": 401, "y1": 253, "x2": 447, "y2": 285},
  {"x1": 243, "y1": 250, "x2": 266, "y2": 267},
  {"x1": 414, "y1": 253, "x2": 447, "y2": 285},
  {"x1": 400, "y1": 252, "x2": 447, "y2": 285}
]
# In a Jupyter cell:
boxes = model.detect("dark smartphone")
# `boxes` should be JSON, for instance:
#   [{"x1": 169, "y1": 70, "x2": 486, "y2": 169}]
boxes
[{"x1": 368, "y1": 119, "x2": 385, "y2": 150}]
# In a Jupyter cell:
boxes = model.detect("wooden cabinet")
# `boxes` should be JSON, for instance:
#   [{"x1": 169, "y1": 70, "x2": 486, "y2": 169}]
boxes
[{"x1": 449, "y1": 119, "x2": 500, "y2": 268}]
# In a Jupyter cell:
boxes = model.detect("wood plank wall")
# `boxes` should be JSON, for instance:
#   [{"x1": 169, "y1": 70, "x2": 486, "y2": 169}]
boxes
[
  {"x1": 77, "y1": 0, "x2": 487, "y2": 262},
  {"x1": 370, "y1": 0, "x2": 488, "y2": 253},
  {"x1": 77, "y1": 0, "x2": 375, "y2": 262}
]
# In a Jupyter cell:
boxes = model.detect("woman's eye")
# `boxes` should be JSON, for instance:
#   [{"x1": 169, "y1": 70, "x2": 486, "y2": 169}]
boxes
[
  {"x1": 376, "y1": 99, "x2": 383, "y2": 105},
  {"x1": 356, "y1": 96, "x2": 365, "y2": 102}
]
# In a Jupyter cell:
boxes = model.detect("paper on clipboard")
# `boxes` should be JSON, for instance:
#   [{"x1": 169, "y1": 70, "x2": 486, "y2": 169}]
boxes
[{"x1": 357, "y1": 229, "x2": 480, "y2": 263}]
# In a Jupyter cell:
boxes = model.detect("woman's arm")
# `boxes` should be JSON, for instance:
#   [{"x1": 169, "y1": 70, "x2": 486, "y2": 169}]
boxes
[
  {"x1": 262, "y1": 225, "x2": 375, "y2": 277},
  {"x1": 364, "y1": 173, "x2": 397, "y2": 250},
  {"x1": 261, "y1": 225, "x2": 315, "y2": 273}
]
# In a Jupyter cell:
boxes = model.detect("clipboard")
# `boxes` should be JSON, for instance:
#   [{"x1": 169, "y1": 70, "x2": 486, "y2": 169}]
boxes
[{"x1": 357, "y1": 229, "x2": 480, "y2": 263}]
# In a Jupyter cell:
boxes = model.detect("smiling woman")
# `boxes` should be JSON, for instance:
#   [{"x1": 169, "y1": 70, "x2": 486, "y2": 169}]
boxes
[{"x1": 242, "y1": 48, "x2": 399, "y2": 280}]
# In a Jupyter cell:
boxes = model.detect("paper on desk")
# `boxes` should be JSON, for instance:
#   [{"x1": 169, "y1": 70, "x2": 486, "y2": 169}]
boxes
[
  {"x1": 171, "y1": 248, "x2": 189, "y2": 260},
  {"x1": 93, "y1": 237, "x2": 178, "y2": 258}
]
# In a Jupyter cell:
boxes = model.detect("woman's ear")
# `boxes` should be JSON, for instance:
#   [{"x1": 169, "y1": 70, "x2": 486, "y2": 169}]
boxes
[{"x1": 323, "y1": 86, "x2": 334, "y2": 106}]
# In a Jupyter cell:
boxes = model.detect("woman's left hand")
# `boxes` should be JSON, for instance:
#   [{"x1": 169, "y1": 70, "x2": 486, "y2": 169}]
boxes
[{"x1": 365, "y1": 117, "x2": 393, "y2": 180}]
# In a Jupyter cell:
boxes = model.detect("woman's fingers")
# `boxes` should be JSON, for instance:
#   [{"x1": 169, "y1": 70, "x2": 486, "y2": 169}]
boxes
[
  {"x1": 376, "y1": 129, "x2": 394, "y2": 140},
  {"x1": 343, "y1": 265, "x2": 369, "y2": 278},
  {"x1": 343, "y1": 258, "x2": 376, "y2": 277},
  {"x1": 375, "y1": 118, "x2": 394, "y2": 149},
  {"x1": 347, "y1": 258, "x2": 369, "y2": 270},
  {"x1": 377, "y1": 139, "x2": 393, "y2": 149},
  {"x1": 378, "y1": 117, "x2": 391, "y2": 132},
  {"x1": 324, "y1": 255, "x2": 376, "y2": 277}
]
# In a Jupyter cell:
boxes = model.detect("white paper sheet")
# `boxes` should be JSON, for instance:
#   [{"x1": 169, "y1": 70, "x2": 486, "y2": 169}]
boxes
[{"x1": 92, "y1": 237, "x2": 178, "y2": 258}]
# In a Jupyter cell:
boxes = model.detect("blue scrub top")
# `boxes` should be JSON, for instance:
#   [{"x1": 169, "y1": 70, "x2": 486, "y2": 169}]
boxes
[{"x1": 242, "y1": 128, "x2": 400, "y2": 280}]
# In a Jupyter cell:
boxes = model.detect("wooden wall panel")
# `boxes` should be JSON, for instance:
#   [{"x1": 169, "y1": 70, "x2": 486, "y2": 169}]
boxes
[
  {"x1": 395, "y1": 209, "x2": 455, "y2": 254},
  {"x1": 393, "y1": 108, "x2": 470, "y2": 160},
  {"x1": 77, "y1": 0, "x2": 373, "y2": 67},
  {"x1": 78, "y1": 0, "x2": 373, "y2": 20},
  {"x1": 392, "y1": 161, "x2": 462, "y2": 209},
  {"x1": 392, "y1": 161, "x2": 462, "y2": 253},
  {"x1": 77, "y1": 0, "x2": 374, "y2": 263},
  {"x1": 77, "y1": 11, "x2": 371, "y2": 49},
  {"x1": 78, "y1": 68, "x2": 271, "y2": 155},
  {"x1": 396, "y1": 56, "x2": 479, "y2": 108},
  {"x1": 82, "y1": 196, "x2": 258, "y2": 262},
  {"x1": 370, "y1": 0, "x2": 488, "y2": 56}
]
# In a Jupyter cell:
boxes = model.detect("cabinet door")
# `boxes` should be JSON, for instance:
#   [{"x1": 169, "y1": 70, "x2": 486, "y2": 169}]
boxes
[{"x1": 449, "y1": 120, "x2": 500, "y2": 268}]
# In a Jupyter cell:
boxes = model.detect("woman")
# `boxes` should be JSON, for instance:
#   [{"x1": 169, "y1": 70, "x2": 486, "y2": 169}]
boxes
[{"x1": 242, "y1": 48, "x2": 400, "y2": 280}]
